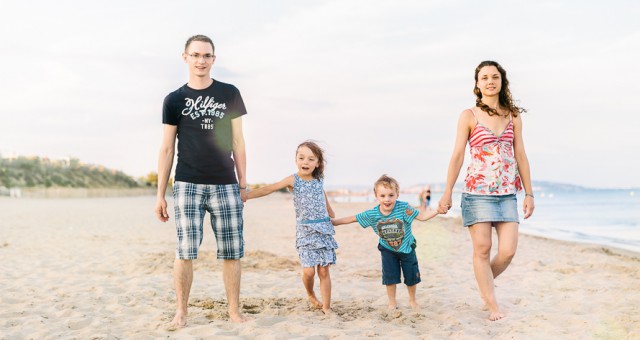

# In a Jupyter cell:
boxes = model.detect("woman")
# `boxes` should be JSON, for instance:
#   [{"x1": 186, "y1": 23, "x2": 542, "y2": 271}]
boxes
[{"x1": 438, "y1": 60, "x2": 535, "y2": 321}]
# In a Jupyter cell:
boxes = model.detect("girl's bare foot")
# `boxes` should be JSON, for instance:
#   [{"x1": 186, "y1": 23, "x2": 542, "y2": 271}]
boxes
[
  {"x1": 409, "y1": 300, "x2": 421, "y2": 311},
  {"x1": 322, "y1": 307, "x2": 333, "y2": 315},
  {"x1": 307, "y1": 293, "x2": 322, "y2": 309},
  {"x1": 388, "y1": 303, "x2": 397, "y2": 310}
]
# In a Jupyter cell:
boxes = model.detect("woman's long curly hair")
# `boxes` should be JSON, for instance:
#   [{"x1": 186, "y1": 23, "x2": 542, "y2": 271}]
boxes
[
  {"x1": 474, "y1": 60, "x2": 526, "y2": 117},
  {"x1": 296, "y1": 140, "x2": 326, "y2": 179}
]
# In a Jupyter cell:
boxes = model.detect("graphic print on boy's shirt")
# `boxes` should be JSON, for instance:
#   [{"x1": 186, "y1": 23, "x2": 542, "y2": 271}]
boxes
[{"x1": 375, "y1": 218, "x2": 405, "y2": 251}]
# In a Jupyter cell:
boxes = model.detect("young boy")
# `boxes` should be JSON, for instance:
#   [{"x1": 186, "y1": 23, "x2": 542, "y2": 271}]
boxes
[{"x1": 332, "y1": 174, "x2": 439, "y2": 310}]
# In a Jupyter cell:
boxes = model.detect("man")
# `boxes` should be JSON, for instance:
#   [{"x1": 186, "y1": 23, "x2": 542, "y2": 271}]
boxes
[{"x1": 155, "y1": 34, "x2": 249, "y2": 327}]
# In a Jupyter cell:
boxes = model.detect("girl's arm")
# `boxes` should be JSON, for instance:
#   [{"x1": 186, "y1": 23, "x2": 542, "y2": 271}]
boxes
[
  {"x1": 331, "y1": 215, "x2": 357, "y2": 226},
  {"x1": 415, "y1": 208, "x2": 439, "y2": 221},
  {"x1": 513, "y1": 115, "x2": 535, "y2": 219},
  {"x1": 438, "y1": 110, "x2": 474, "y2": 213},
  {"x1": 246, "y1": 175, "x2": 294, "y2": 200},
  {"x1": 324, "y1": 191, "x2": 335, "y2": 218}
]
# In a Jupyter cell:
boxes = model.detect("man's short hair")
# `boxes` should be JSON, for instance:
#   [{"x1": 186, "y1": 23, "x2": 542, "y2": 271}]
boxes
[
  {"x1": 374, "y1": 174, "x2": 400, "y2": 194},
  {"x1": 185, "y1": 35, "x2": 215, "y2": 54}
]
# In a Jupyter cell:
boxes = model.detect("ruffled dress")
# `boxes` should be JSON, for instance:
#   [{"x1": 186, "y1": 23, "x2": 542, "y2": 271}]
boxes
[{"x1": 293, "y1": 174, "x2": 338, "y2": 267}]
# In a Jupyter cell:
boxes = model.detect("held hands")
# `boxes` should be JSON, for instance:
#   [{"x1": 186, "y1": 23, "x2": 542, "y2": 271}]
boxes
[
  {"x1": 155, "y1": 197, "x2": 170, "y2": 222},
  {"x1": 437, "y1": 194, "x2": 453, "y2": 214}
]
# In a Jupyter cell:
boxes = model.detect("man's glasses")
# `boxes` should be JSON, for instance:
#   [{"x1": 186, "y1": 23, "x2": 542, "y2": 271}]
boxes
[{"x1": 188, "y1": 53, "x2": 214, "y2": 62}]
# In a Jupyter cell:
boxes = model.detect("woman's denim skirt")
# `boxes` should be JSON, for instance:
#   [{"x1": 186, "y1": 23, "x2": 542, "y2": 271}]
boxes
[{"x1": 461, "y1": 193, "x2": 519, "y2": 227}]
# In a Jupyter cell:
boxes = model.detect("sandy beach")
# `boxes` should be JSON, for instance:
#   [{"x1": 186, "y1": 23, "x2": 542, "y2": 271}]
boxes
[{"x1": 1, "y1": 193, "x2": 639, "y2": 339}]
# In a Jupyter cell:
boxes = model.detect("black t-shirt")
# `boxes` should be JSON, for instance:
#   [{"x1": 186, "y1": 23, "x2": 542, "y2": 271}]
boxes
[{"x1": 163, "y1": 79, "x2": 247, "y2": 184}]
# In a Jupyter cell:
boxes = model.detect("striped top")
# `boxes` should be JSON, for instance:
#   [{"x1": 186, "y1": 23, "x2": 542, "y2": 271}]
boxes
[
  {"x1": 464, "y1": 108, "x2": 522, "y2": 195},
  {"x1": 355, "y1": 201, "x2": 419, "y2": 254}
]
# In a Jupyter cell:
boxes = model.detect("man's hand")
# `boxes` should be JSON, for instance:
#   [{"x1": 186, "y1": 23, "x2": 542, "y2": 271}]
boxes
[{"x1": 155, "y1": 197, "x2": 170, "y2": 222}]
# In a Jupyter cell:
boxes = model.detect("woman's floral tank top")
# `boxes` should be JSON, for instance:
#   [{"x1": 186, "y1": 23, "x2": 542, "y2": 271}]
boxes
[{"x1": 464, "y1": 108, "x2": 522, "y2": 195}]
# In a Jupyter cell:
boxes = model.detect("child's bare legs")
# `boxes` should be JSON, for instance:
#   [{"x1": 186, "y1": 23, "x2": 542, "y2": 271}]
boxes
[
  {"x1": 407, "y1": 284, "x2": 420, "y2": 310},
  {"x1": 302, "y1": 267, "x2": 322, "y2": 309},
  {"x1": 317, "y1": 265, "x2": 332, "y2": 314},
  {"x1": 386, "y1": 284, "x2": 397, "y2": 309}
]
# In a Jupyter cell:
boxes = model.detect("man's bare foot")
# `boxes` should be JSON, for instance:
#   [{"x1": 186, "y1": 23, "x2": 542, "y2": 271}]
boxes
[
  {"x1": 409, "y1": 301, "x2": 421, "y2": 311},
  {"x1": 166, "y1": 312, "x2": 187, "y2": 331},
  {"x1": 229, "y1": 312, "x2": 251, "y2": 323},
  {"x1": 307, "y1": 293, "x2": 322, "y2": 309}
]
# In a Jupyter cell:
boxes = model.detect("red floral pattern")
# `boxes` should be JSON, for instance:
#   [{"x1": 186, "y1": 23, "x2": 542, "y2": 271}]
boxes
[{"x1": 464, "y1": 121, "x2": 521, "y2": 195}]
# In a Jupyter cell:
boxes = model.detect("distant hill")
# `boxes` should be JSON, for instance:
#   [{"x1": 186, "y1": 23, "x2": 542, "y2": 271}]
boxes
[{"x1": 0, "y1": 156, "x2": 140, "y2": 188}]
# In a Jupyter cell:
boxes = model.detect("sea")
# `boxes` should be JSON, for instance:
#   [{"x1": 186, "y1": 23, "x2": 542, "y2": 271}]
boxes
[{"x1": 329, "y1": 182, "x2": 640, "y2": 254}]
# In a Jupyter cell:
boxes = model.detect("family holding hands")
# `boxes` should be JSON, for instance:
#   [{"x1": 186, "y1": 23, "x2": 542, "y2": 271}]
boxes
[{"x1": 155, "y1": 35, "x2": 534, "y2": 328}]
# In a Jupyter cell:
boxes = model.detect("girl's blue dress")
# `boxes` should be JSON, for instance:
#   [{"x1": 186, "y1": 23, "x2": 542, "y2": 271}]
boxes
[{"x1": 293, "y1": 174, "x2": 338, "y2": 267}]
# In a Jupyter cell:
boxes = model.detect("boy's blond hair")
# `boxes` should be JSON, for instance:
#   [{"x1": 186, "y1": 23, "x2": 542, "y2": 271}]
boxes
[{"x1": 373, "y1": 174, "x2": 399, "y2": 194}]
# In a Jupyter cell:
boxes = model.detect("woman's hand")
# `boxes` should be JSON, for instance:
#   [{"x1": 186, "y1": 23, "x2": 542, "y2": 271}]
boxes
[
  {"x1": 523, "y1": 195, "x2": 535, "y2": 219},
  {"x1": 438, "y1": 193, "x2": 453, "y2": 214}
]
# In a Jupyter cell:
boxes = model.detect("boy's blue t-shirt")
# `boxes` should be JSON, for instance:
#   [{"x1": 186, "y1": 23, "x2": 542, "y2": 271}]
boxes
[{"x1": 355, "y1": 200, "x2": 419, "y2": 254}]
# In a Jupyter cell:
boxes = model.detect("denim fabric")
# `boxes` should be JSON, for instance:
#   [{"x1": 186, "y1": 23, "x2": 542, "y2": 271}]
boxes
[
  {"x1": 461, "y1": 193, "x2": 519, "y2": 227},
  {"x1": 378, "y1": 243, "x2": 421, "y2": 286}
]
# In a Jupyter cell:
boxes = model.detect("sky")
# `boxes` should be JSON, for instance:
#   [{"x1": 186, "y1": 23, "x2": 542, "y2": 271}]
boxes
[{"x1": 1, "y1": 0, "x2": 639, "y2": 189}]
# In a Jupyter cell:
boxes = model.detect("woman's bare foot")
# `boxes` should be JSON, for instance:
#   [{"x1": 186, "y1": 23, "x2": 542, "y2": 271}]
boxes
[
  {"x1": 488, "y1": 308, "x2": 505, "y2": 321},
  {"x1": 307, "y1": 293, "x2": 323, "y2": 309}
]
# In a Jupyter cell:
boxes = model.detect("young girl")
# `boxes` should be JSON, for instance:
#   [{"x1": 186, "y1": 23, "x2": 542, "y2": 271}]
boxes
[{"x1": 247, "y1": 141, "x2": 337, "y2": 314}]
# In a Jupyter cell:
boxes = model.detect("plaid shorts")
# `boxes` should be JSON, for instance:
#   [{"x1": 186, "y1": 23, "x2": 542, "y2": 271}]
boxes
[{"x1": 173, "y1": 181, "x2": 244, "y2": 260}]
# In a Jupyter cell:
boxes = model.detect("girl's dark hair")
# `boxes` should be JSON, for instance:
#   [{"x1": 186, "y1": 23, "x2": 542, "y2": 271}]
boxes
[
  {"x1": 474, "y1": 60, "x2": 526, "y2": 117},
  {"x1": 296, "y1": 140, "x2": 325, "y2": 179},
  {"x1": 185, "y1": 34, "x2": 215, "y2": 54}
]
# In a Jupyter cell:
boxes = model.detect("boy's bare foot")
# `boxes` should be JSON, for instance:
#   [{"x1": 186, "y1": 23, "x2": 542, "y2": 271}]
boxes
[
  {"x1": 166, "y1": 312, "x2": 187, "y2": 331},
  {"x1": 229, "y1": 312, "x2": 251, "y2": 323},
  {"x1": 409, "y1": 301, "x2": 421, "y2": 311},
  {"x1": 307, "y1": 293, "x2": 322, "y2": 309},
  {"x1": 322, "y1": 307, "x2": 333, "y2": 315},
  {"x1": 387, "y1": 303, "x2": 397, "y2": 310}
]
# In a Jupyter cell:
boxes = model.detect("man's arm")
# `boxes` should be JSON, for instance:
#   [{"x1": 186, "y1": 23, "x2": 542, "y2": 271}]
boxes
[
  {"x1": 155, "y1": 124, "x2": 177, "y2": 222},
  {"x1": 231, "y1": 117, "x2": 247, "y2": 201}
]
